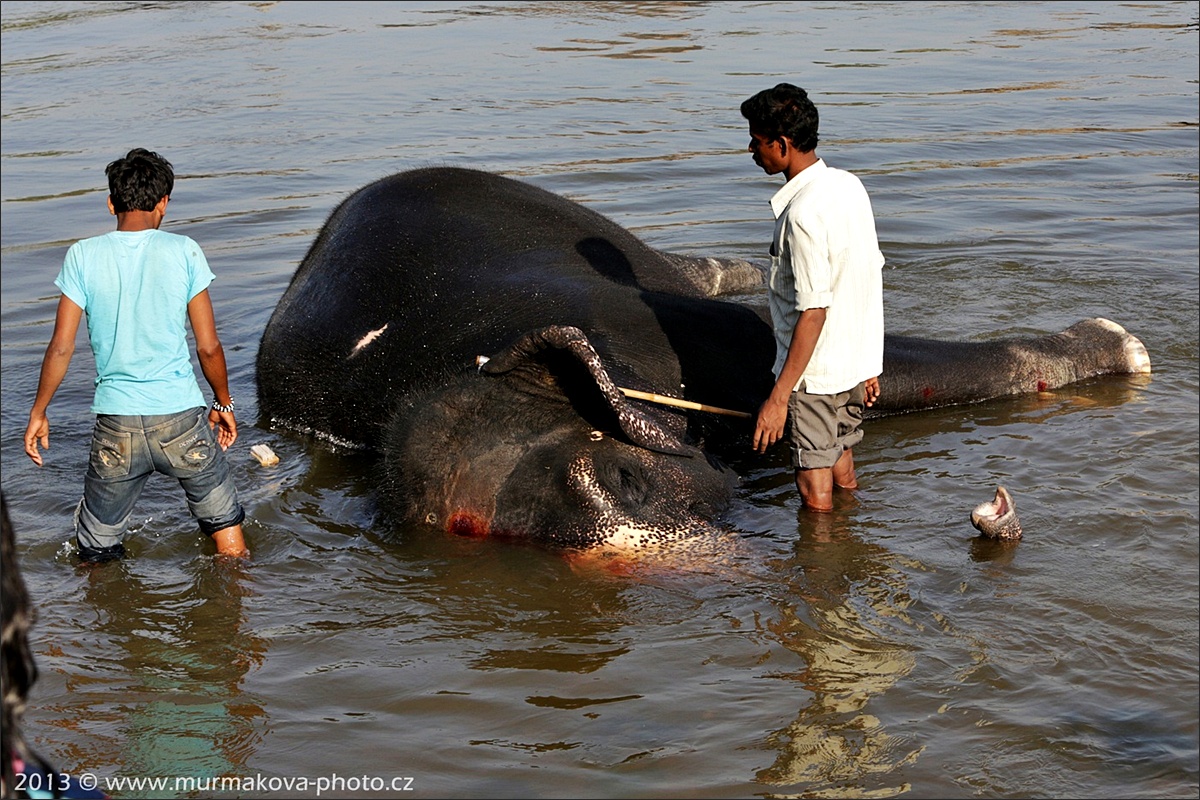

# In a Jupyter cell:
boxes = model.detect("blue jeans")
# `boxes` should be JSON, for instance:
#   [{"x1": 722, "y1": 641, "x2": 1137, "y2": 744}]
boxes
[{"x1": 75, "y1": 407, "x2": 245, "y2": 562}]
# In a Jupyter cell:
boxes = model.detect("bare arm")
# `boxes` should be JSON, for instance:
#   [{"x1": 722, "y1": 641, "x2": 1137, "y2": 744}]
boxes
[
  {"x1": 25, "y1": 295, "x2": 83, "y2": 466},
  {"x1": 753, "y1": 307, "x2": 826, "y2": 454},
  {"x1": 188, "y1": 289, "x2": 237, "y2": 450}
]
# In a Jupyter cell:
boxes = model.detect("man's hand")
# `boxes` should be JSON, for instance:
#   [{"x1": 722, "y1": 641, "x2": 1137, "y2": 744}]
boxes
[
  {"x1": 208, "y1": 409, "x2": 238, "y2": 450},
  {"x1": 24, "y1": 413, "x2": 50, "y2": 466},
  {"x1": 753, "y1": 395, "x2": 788, "y2": 454},
  {"x1": 864, "y1": 376, "x2": 881, "y2": 408}
]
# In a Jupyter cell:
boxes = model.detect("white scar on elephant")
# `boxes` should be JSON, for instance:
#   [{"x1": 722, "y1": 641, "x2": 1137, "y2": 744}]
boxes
[{"x1": 350, "y1": 324, "x2": 389, "y2": 357}]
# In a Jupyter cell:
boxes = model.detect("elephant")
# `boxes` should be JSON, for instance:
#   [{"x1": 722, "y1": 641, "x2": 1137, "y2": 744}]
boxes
[
  {"x1": 971, "y1": 486, "x2": 1023, "y2": 540},
  {"x1": 256, "y1": 167, "x2": 1149, "y2": 551}
]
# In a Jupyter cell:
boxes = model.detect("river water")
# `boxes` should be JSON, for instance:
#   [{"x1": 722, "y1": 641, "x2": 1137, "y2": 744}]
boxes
[{"x1": 1, "y1": 2, "x2": 1197, "y2": 798}]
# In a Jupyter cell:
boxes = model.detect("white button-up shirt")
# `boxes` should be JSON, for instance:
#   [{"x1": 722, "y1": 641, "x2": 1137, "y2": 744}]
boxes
[{"x1": 766, "y1": 159, "x2": 885, "y2": 394}]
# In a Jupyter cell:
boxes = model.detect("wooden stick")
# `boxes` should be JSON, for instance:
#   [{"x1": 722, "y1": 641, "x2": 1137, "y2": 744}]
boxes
[
  {"x1": 477, "y1": 354, "x2": 752, "y2": 419},
  {"x1": 618, "y1": 387, "x2": 753, "y2": 419}
]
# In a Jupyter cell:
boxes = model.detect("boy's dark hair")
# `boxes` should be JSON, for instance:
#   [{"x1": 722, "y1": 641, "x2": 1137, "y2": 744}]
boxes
[
  {"x1": 740, "y1": 83, "x2": 819, "y2": 152},
  {"x1": 105, "y1": 147, "x2": 174, "y2": 213}
]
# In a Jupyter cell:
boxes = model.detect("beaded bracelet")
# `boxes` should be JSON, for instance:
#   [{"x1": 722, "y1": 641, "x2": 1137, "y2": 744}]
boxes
[{"x1": 211, "y1": 398, "x2": 235, "y2": 413}]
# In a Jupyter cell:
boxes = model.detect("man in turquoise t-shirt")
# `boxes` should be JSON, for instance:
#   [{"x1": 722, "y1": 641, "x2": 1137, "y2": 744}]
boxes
[{"x1": 23, "y1": 148, "x2": 249, "y2": 562}]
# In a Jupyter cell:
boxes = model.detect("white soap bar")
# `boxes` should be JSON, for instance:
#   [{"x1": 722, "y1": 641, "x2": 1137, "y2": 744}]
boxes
[{"x1": 250, "y1": 443, "x2": 280, "y2": 466}]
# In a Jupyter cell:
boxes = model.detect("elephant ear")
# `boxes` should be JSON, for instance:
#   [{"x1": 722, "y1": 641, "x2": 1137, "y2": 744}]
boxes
[{"x1": 479, "y1": 325, "x2": 694, "y2": 457}]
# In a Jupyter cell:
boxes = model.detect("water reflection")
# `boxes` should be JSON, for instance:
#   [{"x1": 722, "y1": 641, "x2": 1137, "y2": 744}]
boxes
[
  {"x1": 42, "y1": 558, "x2": 266, "y2": 793},
  {"x1": 866, "y1": 372, "x2": 1153, "y2": 432},
  {"x1": 756, "y1": 511, "x2": 922, "y2": 797},
  {"x1": 2, "y1": 1, "x2": 1194, "y2": 796},
  {"x1": 445, "y1": 541, "x2": 640, "y2": 677},
  {"x1": 967, "y1": 534, "x2": 1021, "y2": 566}
]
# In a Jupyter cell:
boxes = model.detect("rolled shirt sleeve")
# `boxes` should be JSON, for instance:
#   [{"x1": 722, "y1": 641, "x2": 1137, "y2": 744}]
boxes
[
  {"x1": 785, "y1": 214, "x2": 835, "y2": 312},
  {"x1": 766, "y1": 160, "x2": 885, "y2": 394}
]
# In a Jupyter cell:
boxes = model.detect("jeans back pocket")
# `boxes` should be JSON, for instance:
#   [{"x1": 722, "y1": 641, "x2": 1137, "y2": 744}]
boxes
[
  {"x1": 89, "y1": 425, "x2": 132, "y2": 480},
  {"x1": 161, "y1": 414, "x2": 217, "y2": 475}
]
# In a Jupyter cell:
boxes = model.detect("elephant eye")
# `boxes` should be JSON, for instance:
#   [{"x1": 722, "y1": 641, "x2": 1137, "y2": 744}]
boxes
[{"x1": 598, "y1": 462, "x2": 650, "y2": 509}]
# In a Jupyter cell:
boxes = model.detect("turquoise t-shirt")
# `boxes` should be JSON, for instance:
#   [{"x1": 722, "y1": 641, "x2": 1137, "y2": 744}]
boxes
[{"x1": 55, "y1": 229, "x2": 214, "y2": 414}]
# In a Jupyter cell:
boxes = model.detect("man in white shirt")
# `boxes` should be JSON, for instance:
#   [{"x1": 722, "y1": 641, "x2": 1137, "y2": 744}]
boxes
[{"x1": 741, "y1": 83, "x2": 884, "y2": 512}]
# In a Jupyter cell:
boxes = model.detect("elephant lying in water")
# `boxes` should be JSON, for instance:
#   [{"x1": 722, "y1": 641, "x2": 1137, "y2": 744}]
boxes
[{"x1": 256, "y1": 167, "x2": 1150, "y2": 551}]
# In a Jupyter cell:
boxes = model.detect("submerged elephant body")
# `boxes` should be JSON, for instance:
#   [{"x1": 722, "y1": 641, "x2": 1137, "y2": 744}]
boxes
[
  {"x1": 258, "y1": 167, "x2": 773, "y2": 549},
  {"x1": 875, "y1": 318, "x2": 1150, "y2": 414},
  {"x1": 257, "y1": 167, "x2": 1150, "y2": 550}
]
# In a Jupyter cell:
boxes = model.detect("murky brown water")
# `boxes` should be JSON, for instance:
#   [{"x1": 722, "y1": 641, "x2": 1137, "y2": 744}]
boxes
[{"x1": 2, "y1": 2, "x2": 1197, "y2": 798}]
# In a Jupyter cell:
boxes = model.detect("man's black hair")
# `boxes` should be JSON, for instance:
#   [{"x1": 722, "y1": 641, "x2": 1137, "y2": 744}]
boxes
[
  {"x1": 740, "y1": 83, "x2": 820, "y2": 152},
  {"x1": 105, "y1": 147, "x2": 174, "y2": 213}
]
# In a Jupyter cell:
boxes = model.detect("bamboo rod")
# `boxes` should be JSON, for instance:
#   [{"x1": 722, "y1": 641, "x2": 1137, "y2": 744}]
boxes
[
  {"x1": 476, "y1": 355, "x2": 752, "y2": 419},
  {"x1": 618, "y1": 387, "x2": 752, "y2": 419}
]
